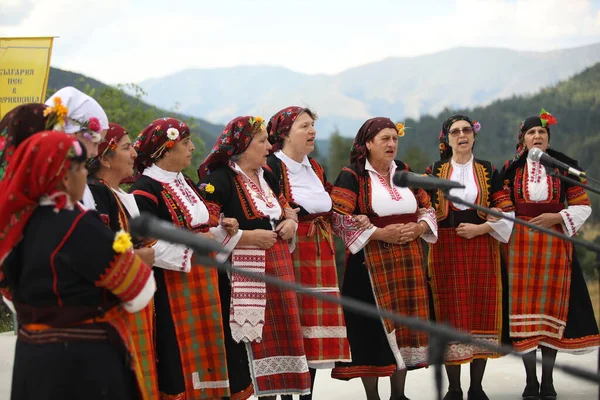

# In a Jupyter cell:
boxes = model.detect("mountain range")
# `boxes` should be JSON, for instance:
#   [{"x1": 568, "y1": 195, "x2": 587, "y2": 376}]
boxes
[{"x1": 137, "y1": 43, "x2": 600, "y2": 137}]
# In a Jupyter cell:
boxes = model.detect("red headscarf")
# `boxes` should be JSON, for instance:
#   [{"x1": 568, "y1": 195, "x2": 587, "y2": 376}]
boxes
[
  {"x1": 350, "y1": 117, "x2": 398, "y2": 172},
  {"x1": 133, "y1": 118, "x2": 190, "y2": 173},
  {"x1": 0, "y1": 104, "x2": 51, "y2": 180},
  {"x1": 0, "y1": 131, "x2": 86, "y2": 288},
  {"x1": 197, "y1": 116, "x2": 265, "y2": 180},
  {"x1": 267, "y1": 106, "x2": 309, "y2": 152}
]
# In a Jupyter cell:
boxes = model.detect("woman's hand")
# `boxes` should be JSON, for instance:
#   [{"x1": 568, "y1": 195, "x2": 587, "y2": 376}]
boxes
[
  {"x1": 398, "y1": 222, "x2": 424, "y2": 243},
  {"x1": 456, "y1": 223, "x2": 484, "y2": 239},
  {"x1": 486, "y1": 207, "x2": 502, "y2": 223},
  {"x1": 275, "y1": 219, "x2": 297, "y2": 241},
  {"x1": 284, "y1": 207, "x2": 300, "y2": 223},
  {"x1": 134, "y1": 247, "x2": 155, "y2": 266},
  {"x1": 529, "y1": 213, "x2": 563, "y2": 229},
  {"x1": 250, "y1": 229, "x2": 278, "y2": 249},
  {"x1": 352, "y1": 214, "x2": 373, "y2": 230},
  {"x1": 221, "y1": 217, "x2": 239, "y2": 236},
  {"x1": 372, "y1": 224, "x2": 404, "y2": 244}
]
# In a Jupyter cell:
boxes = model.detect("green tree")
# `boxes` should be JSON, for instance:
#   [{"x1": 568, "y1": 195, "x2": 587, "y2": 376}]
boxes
[
  {"x1": 401, "y1": 145, "x2": 432, "y2": 173},
  {"x1": 327, "y1": 127, "x2": 353, "y2": 180}
]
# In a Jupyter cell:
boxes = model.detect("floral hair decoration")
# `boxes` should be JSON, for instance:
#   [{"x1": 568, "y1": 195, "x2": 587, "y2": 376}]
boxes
[{"x1": 43, "y1": 97, "x2": 69, "y2": 131}]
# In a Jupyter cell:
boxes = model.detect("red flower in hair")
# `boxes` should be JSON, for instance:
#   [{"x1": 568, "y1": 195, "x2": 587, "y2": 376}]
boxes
[
  {"x1": 540, "y1": 113, "x2": 557, "y2": 125},
  {"x1": 88, "y1": 117, "x2": 101, "y2": 132},
  {"x1": 539, "y1": 108, "x2": 557, "y2": 127}
]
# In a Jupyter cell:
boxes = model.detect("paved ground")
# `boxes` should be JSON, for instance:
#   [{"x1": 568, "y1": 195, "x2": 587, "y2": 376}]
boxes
[{"x1": 0, "y1": 332, "x2": 597, "y2": 399}]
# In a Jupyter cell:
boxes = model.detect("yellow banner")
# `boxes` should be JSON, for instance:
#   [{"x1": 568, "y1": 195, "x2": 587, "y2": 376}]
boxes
[{"x1": 0, "y1": 37, "x2": 54, "y2": 119}]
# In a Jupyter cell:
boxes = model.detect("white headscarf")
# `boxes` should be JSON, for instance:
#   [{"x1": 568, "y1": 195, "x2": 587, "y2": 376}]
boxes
[{"x1": 45, "y1": 87, "x2": 109, "y2": 134}]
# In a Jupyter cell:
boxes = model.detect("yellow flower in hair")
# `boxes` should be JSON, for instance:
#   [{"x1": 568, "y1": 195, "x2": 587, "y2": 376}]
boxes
[
  {"x1": 255, "y1": 116, "x2": 263, "y2": 124},
  {"x1": 44, "y1": 96, "x2": 69, "y2": 130},
  {"x1": 205, "y1": 183, "x2": 215, "y2": 194},
  {"x1": 113, "y1": 230, "x2": 133, "y2": 254},
  {"x1": 396, "y1": 122, "x2": 406, "y2": 137}
]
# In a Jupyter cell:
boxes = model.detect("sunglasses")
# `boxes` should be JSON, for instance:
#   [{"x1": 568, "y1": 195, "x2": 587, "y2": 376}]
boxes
[{"x1": 448, "y1": 126, "x2": 474, "y2": 137}]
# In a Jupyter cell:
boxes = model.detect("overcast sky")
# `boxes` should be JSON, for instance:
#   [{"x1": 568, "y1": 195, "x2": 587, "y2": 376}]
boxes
[{"x1": 2, "y1": 0, "x2": 600, "y2": 84}]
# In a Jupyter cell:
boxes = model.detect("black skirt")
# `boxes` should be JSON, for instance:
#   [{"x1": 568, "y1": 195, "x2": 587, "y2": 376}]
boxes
[{"x1": 11, "y1": 340, "x2": 138, "y2": 400}]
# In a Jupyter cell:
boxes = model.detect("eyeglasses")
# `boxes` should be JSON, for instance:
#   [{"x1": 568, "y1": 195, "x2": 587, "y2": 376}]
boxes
[{"x1": 448, "y1": 127, "x2": 474, "y2": 136}]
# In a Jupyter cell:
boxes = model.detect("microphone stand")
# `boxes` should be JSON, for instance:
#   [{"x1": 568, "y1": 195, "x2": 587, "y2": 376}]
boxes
[
  {"x1": 442, "y1": 189, "x2": 600, "y2": 400},
  {"x1": 190, "y1": 253, "x2": 600, "y2": 399},
  {"x1": 545, "y1": 169, "x2": 600, "y2": 196}
]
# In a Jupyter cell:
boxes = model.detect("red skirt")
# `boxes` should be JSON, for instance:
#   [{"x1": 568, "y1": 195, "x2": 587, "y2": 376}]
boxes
[
  {"x1": 293, "y1": 216, "x2": 351, "y2": 365},
  {"x1": 247, "y1": 239, "x2": 311, "y2": 396},
  {"x1": 429, "y1": 228, "x2": 502, "y2": 363}
]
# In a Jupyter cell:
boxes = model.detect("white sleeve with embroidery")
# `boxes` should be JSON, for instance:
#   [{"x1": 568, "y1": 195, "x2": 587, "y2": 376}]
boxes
[
  {"x1": 418, "y1": 207, "x2": 438, "y2": 243},
  {"x1": 122, "y1": 271, "x2": 156, "y2": 313},
  {"x1": 488, "y1": 211, "x2": 515, "y2": 243},
  {"x1": 152, "y1": 239, "x2": 193, "y2": 273},
  {"x1": 211, "y1": 225, "x2": 243, "y2": 263},
  {"x1": 332, "y1": 212, "x2": 376, "y2": 254},
  {"x1": 560, "y1": 205, "x2": 591, "y2": 237}
]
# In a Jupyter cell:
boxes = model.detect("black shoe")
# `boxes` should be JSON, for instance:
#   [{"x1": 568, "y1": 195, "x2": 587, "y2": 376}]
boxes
[
  {"x1": 467, "y1": 388, "x2": 489, "y2": 400},
  {"x1": 522, "y1": 381, "x2": 540, "y2": 399},
  {"x1": 443, "y1": 389, "x2": 463, "y2": 400},
  {"x1": 540, "y1": 382, "x2": 557, "y2": 400}
]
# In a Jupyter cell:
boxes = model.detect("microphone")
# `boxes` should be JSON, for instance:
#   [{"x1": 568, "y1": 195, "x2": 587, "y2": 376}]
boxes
[
  {"x1": 393, "y1": 170, "x2": 465, "y2": 191},
  {"x1": 528, "y1": 148, "x2": 586, "y2": 179},
  {"x1": 130, "y1": 212, "x2": 224, "y2": 254}
]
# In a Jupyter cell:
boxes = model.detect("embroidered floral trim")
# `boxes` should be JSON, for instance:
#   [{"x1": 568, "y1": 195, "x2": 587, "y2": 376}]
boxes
[{"x1": 375, "y1": 172, "x2": 402, "y2": 201}]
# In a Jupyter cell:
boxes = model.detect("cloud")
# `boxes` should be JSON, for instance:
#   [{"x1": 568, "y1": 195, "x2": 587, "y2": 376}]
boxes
[
  {"x1": 0, "y1": 0, "x2": 34, "y2": 26},
  {"x1": 386, "y1": 0, "x2": 600, "y2": 54},
  {"x1": 0, "y1": 0, "x2": 599, "y2": 84}
]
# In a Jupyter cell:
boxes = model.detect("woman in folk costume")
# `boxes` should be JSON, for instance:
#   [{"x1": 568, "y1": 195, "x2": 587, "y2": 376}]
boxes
[
  {"x1": 264, "y1": 106, "x2": 351, "y2": 400},
  {"x1": 330, "y1": 117, "x2": 437, "y2": 400},
  {"x1": 0, "y1": 103, "x2": 54, "y2": 180},
  {"x1": 198, "y1": 116, "x2": 312, "y2": 399},
  {"x1": 130, "y1": 117, "x2": 239, "y2": 400},
  {"x1": 426, "y1": 115, "x2": 514, "y2": 400},
  {"x1": 493, "y1": 109, "x2": 600, "y2": 400},
  {"x1": 46, "y1": 86, "x2": 110, "y2": 210},
  {"x1": 86, "y1": 122, "x2": 159, "y2": 398},
  {"x1": 0, "y1": 131, "x2": 155, "y2": 400}
]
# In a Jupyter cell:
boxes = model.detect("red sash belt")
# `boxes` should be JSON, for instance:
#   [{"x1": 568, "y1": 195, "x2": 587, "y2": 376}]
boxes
[
  {"x1": 515, "y1": 203, "x2": 565, "y2": 218},
  {"x1": 298, "y1": 211, "x2": 332, "y2": 223},
  {"x1": 370, "y1": 212, "x2": 418, "y2": 228},
  {"x1": 298, "y1": 211, "x2": 334, "y2": 254}
]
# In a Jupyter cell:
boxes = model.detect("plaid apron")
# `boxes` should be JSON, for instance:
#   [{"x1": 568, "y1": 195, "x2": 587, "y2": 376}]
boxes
[
  {"x1": 362, "y1": 213, "x2": 429, "y2": 368},
  {"x1": 162, "y1": 251, "x2": 229, "y2": 398},
  {"x1": 429, "y1": 220, "x2": 502, "y2": 363},
  {"x1": 506, "y1": 203, "x2": 572, "y2": 353},
  {"x1": 294, "y1": 212, "x2": 351, "y2": 364}
]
